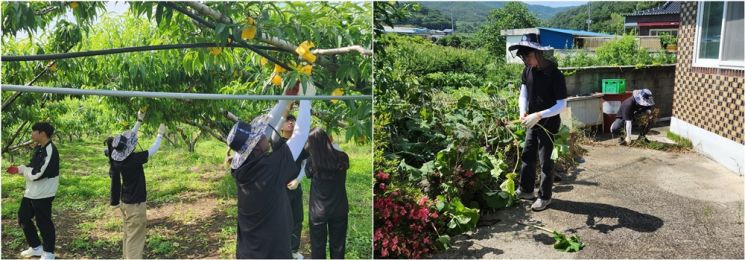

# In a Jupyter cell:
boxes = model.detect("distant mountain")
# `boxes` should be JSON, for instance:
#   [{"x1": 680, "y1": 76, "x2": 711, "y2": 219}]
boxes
[
  {"x1": 413, "y1": 2, "x2": 573, "y2": 32},
  {"x1": 419, "y1": 2, "x2": 572, "y2": 23}
]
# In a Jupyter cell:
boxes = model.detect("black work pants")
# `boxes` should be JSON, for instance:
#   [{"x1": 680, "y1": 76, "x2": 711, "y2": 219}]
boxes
[
  {"x1": 18, "y1": 196, "x2": 56, "y2": 253},
  {"x1": 519, "y1": 117, "x2": 560, "y2": 200},
  {"x1": 310, "y1": 215, "x2": 347, "y2": 259}
]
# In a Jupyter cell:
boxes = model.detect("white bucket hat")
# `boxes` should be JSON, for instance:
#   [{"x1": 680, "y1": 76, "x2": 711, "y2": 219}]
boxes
[
  {"x1": 227, "y1": 114, "x2": 272, "y2": 170},
  {"x1": 633, "y1": 89, "x2": 655, "y2": 107},
  {"x1": 110, "y1": 130, "x2": 138, "y2": 162},
  {"x1": 508, "y1": 33, "x2": 554, "y2": 54}
]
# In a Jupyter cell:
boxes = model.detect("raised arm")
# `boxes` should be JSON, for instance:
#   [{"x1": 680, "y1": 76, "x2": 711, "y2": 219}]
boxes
[{"x1": 147, "y1": 124, "x2": 167, "y2": 158}]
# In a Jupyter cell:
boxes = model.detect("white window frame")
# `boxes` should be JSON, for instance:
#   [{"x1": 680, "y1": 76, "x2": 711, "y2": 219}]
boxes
[
  {"x1": 693, "y1": 1, "x2": 745, "y2": 69},
  {"x1": 649, "y1": 28, "x2": 678, "y2": 36}
]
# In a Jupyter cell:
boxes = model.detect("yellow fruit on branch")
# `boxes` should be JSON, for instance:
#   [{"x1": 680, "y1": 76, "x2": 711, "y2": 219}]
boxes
[
  {"x1": 70, "y1": 1, "x2": 78, "y2": 9},
  {"x1": 271, "y1": 74, "x2": 283, "y2": 87},
  {"x1": 208, "y1": 47, "x2": 222, "y2": 56},
  {"x1": 241, "y1": 26, "x2": 256, "y2": 40},
  {"x1": 260, "y1": 57, "x2": 268, "y2": 66},
  {"x1": 331, "y1": 88, "x2": 344, "y2": 104},
  {"x1": 298, "y1": 64, "x2": 313, "y2": 76},
  {"x1": 273, "y1": 64, "x2": 286, "y2": 73}
]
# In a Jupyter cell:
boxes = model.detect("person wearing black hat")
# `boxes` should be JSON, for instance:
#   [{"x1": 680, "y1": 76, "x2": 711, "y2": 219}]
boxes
[
  {"x1": 611, "y1": 89, "x2": 656, "y2": 145},
  {"x1": 304, "y1": 128, "x2": 350, "y2": 259},
  {"x1": 104, "y1": 110, "x2": 167, "y2": 259},
  {"x1": 227, "y1": 82, "x2": 315, "y2": 259},
  {"x1": 6, "y1": 122, "x2": 59, "y2": 260},
  {"x1": 275, "y1": 112, "x2": 311, "y2": 259},
  {"x1": 509, "y1": 33, "x2": 568, "y2": 211}
]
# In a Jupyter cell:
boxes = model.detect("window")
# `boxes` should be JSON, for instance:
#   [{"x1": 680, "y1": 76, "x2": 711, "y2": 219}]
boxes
[
  {"x1": 649, "y1": 29, "x2": 678, "y2": 36},
  {"x1": 694, "y1": 1, "x2": 744, "y2": 68}
]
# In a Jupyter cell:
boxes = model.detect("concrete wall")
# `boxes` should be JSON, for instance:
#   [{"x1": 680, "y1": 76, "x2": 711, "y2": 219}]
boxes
[{"x1": 560, "y1": 64, "x2": 676, "y2": 118}]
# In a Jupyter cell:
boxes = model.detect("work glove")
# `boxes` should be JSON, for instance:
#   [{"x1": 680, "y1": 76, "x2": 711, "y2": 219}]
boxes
[
  {"x1": 287, "y1": 179, "x2": 300, "y2": 190},
  {"x1": 6, "y1": 166, "x2": 19, "y2": 174},
  {"x1": 137, "y1": 109, "x2": 146, "y2": 121},
  {"x1": 158, "y1": 124, "x2": 167, "y2": 135},
  {"x1": 625, "y1": 136, "x2": 632, "y2": 144},
  {"x1": 299, "y1": 82, "x2": 316, "y2": 97},
  {"x1": 522, "y1": 112, "x2": 542, "y2": 129}
]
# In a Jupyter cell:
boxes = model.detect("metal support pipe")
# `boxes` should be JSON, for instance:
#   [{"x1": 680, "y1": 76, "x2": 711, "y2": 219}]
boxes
[{"x1": 1, "y1": 85, "x2": 371, "y2": 101}]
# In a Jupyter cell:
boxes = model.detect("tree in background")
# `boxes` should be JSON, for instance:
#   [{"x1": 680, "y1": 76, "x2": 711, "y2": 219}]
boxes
[
  {"x1": 547, "y1": 1, "x2": 661, "y2": 34},
  {"x1": 473, "y1": 2, "x2": 540, "y2": 60}
]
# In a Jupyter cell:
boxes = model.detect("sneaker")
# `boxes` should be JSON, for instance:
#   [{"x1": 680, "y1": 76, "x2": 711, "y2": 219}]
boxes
[
  {"x1": 20, "y1": 246, "x2": 43, "y2": 258},
  {"x1": 515, "y1": 188, "x2": 536, "y2": 200},
  {"x1": 292, "y1": 252, "x2": 304, "y2": 260},
  {"x1": 40, "y1": 252, "x2": 55, "y2": 260},
  {"x1": 531, "y1": 198, "x2": 552, "y2": 211}
]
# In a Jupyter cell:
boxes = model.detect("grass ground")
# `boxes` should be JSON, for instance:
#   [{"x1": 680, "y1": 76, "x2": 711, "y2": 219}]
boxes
[{"x1": 1, "y1": 136, "x2": 372, "y2": 259}]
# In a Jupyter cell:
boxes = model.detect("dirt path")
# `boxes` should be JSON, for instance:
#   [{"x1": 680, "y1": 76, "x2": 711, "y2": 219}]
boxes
[{"x1": 435, "y1": 142, "x2": 744, "y2": 258}]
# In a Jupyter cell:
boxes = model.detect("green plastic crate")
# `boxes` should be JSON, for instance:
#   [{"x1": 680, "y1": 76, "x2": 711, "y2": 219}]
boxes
[{"x1": 602, "y1": 79, "x2": 626, "y2": 94}]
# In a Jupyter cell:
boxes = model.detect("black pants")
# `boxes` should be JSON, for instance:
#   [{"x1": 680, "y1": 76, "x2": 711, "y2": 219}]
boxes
[
  {"x1": 310, "y1": 215, "x2": 347, "y2": 259},
  {"x1": 18, "y1": 197, "x2": 55, "y2": 253},
  {"x1": 519, "y1": 117, "x2": 560, "y2": 200},
  {"x1": 288, "y1": 186, "x2": 303, "y2": 253}
]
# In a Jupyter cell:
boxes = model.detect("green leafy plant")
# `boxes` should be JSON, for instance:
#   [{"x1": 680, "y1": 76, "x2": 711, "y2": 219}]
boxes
[{"x1": 552, "y1": 231, "x2": 585, "y2": 252}]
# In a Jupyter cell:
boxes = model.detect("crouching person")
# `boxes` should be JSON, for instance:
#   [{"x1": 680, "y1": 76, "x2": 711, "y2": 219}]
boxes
[
  {"x1": 7, "y1": 122, "x2": 60, "y2": 260},
  {"x1": 105, "y1": 110, "x2": 166, "y2": 259}
]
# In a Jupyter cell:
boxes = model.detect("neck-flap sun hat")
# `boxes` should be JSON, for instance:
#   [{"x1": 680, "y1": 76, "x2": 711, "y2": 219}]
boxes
[
  {"x1": 633, "y1": 88, "x2": 655, "y2": 107},
  {"x1": 227, "y1": 114, "x2": 274, "y2": 170},
  {"x1": 508, "y1": 33, "x2": 554, "y2": 57},
  {"x1": 110, "y1": 130, "x2": 138, "y2": 162}
]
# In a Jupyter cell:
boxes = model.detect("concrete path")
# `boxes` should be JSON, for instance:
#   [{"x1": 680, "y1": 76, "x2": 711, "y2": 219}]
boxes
[{"x1": 435, "y1": 138, "x2": 744, "y2": 258}]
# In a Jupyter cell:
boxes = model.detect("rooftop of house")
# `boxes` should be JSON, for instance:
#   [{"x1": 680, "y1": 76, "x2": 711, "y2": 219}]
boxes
[{"x1": 626, "y1": 1, "x2": 682, "y2": 17}]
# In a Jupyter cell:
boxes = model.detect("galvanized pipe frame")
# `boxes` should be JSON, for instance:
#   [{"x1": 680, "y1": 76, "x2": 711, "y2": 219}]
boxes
[{"x1": 0, "y1": 85, "x2": 371, "y2": 101}]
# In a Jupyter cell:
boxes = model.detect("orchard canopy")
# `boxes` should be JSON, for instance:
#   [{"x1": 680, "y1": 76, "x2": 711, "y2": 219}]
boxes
[{"x1": 1, "y1": 1, "x2": 372, "y2": 152}]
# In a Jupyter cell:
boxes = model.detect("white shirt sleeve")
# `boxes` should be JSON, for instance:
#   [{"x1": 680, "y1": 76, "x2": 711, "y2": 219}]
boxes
[
  {"x1": 266, "y1": 100, "x2": 290, "y2": 135},
  {"x1": 625, "y1": 120, "x2": 633, "y2": 139},
  {"x1": 23, "y1": 144, "x2": 53, "y2": 181},
  {"x1": 519, "y1": 84, "x2": 528, "y2": 116},
  {"x1": 539, "y1": 99, "x2": 567, "y2": 118},
  {"x1": 148, "y1": 134, "x2": 163, "y2": 158},
  {"x1": 287, "y1": 100, "x2": 311, "y2": 160},
  {"x1": 131, "y1": 121, "x2": 142, "y2": 134},
  {"x1": 271, "y1": 116, "x2": 286, "y2": 143},
  {"x1": 295, "y1": 160, "x2": 307, "y2": 182}
]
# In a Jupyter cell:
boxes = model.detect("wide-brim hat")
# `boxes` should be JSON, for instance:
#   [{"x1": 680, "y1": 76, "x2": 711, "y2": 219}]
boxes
[
  {"x1": 633, "y1": 89, "x2": 655, "y2": 107},
  {"x1": 110, "y1": 130, "x2": 138, "y2": 162},
  {"x1": 508, "y1": 33, "x2": 553, "y2": 54},
  {"x1": 227, "y1": 114, "x2": 270, "y2": 170}
]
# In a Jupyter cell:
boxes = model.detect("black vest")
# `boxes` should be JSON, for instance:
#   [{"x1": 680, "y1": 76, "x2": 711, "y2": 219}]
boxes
[{"x1": 28, "y1": 142, "x2": 60, "y2": 181}]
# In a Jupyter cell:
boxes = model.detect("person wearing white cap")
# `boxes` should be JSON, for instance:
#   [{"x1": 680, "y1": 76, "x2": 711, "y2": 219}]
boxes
[
  {"x1": 104, "y1": 110, "x2": 167, "y2": 259},
  {"x1": 610, "y1": 89, "x2": 656, "y2": 145},
  {"x1": 227, "y1": 82, "x2": 315, "y2": 259},
  {"x1": 509, "y1": 33, "x2": 568, "y2": 211}
]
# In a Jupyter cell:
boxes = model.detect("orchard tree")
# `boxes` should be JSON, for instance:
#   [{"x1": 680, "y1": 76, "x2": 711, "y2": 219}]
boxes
[{"x1": 2, "y1": 1, "x2": 372, "y2": 152}]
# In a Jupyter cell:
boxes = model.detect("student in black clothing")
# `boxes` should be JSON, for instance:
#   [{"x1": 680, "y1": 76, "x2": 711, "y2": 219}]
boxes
[
  {"x1": 611, "y1": 89, "x2": 656, "y2": 145},
  {"x1": 508, "y1": 33, "x2": 568, "y2": 211},
  {"x1": 6, "y1": 122, "x2": 59, "y2": 260},
  {"x1": 104, "y1": 110, "x2": 166, "y2": 259},
  {"x1": 227, "y1": 83, "x2": 315, "y2": 259},
  {"x1": 305, "y1": 128, "x2": 350, "y2": 259},
  {"x1": 277, "y1": 114, "x2": 310, "y2": 259}
]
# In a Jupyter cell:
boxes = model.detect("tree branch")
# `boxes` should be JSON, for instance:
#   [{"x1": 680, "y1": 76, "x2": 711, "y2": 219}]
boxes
[
  {"x1": 181, "y1": 2, "x2": 369, "y2": 68},
  {"x1": 313, "y1": 45, "x2": 372, "y2": 56}
]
